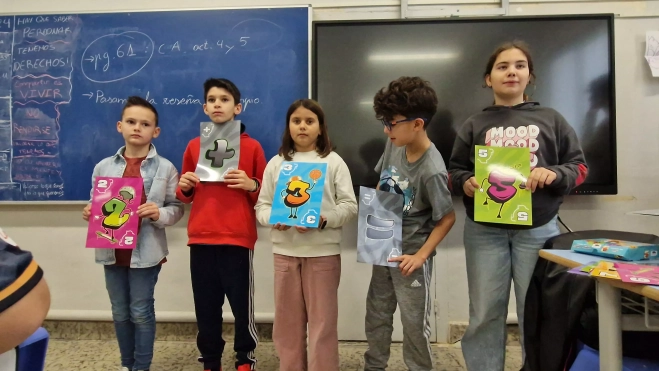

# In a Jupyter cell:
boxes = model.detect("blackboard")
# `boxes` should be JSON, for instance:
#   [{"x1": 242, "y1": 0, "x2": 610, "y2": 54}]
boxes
[{"x1": 0, "y1": 6, "x2": 310, "y2": 202}]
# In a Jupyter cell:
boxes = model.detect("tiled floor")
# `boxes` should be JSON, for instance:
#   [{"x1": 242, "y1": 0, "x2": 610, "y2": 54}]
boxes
[{"x1": 45, "y1": 339, "x2": 523, "y2": 370}]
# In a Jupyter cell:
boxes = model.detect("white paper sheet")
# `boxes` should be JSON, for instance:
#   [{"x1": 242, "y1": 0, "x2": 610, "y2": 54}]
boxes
[{"x1": 646, "y1": 31, "x2": 659, "y2": 77}]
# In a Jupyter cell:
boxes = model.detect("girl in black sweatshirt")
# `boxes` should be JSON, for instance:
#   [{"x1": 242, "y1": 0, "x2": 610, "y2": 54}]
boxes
[{"x1": 448, "y1": 41, "x2": 587, "y2": 371}]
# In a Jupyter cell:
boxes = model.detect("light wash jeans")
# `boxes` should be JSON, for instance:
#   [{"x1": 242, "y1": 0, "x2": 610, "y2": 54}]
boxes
[
  {"x1": 105, "y1": 264, "x2": 162, "y2": 371},
  {"x1": 461, "y1": 216, "x2": 560, "y2": 371}
]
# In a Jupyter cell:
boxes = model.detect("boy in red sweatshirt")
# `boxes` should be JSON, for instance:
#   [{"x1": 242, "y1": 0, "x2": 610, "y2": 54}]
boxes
[{"x1": 177, "y1": 78, "x2": 266, "y2": 371}]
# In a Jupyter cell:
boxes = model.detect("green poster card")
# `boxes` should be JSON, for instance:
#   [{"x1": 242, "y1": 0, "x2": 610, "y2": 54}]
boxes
[{"x1": 474, "y1": 145, "x2": 532, "y2": 225}]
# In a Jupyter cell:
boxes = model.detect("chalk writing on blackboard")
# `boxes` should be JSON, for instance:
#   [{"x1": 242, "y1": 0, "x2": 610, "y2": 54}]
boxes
[
  {"x1": 0, "y1": 17, "x2": 11, "y2": 192},
  {"x1": 0, "y1": 18, "x2": 11, "y2": 31},
  {"x1": 229, "y1": 19, "x2": 283, "y2": 52},
  {"x1": 78, "y1": 88, "x2": 261, "y2": 111},
  {"x1": 5, "y1": 14, "x2": 79, "y2": 200},
  {"x1": 81, "y1": 31, "x2": 154, "y2": 83},
  {"x1": 0, "y1": 7, "x2": 310, "y2": 201},
  {"x1": 13, "y1": 76, "x2": 71, "y2": 104}
]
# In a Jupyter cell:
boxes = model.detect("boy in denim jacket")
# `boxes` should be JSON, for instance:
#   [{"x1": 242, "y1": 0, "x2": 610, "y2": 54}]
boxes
[{"x1": 82, "y1": 96, "x2": 184, "y2": 371}]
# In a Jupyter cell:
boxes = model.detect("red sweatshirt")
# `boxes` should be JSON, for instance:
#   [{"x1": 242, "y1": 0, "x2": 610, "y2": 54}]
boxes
[{"x1": 176, "y1": 128, "x2": 266, "y2": 248}]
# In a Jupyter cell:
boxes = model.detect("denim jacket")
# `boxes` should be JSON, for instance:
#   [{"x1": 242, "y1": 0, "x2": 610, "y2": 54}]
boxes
[{"x1": 91, "y1": 145, "x2": 184, "y2": 268}]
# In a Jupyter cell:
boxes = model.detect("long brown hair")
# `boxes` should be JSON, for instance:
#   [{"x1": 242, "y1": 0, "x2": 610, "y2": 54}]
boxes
[
  {"x1": 484, "y1": 41, "x2": 536, "y2": 102},
  {"x1": 278, "y1": 99, "x2": 332, "y2": 161}
]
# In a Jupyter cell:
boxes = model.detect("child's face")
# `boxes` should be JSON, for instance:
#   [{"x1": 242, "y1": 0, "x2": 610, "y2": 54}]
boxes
[
  {"x1": 117, "y1": 106, "x2": 160, "y2": 148},
  {"x1": 485, "y1": 48, "x2": 531, "y2": 102},
  {"x1": 382, "y1": 114, "x2": 424, "y2": 147},
  {"x1": 203, "y1": 87, "x2": 242, "y2": 124},
  {"x1": 289, "y1": 107, "x2": 320, "y2": 152}
]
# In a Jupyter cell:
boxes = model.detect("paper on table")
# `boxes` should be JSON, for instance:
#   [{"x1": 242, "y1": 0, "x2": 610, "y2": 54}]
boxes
[{"x1": 646, "y1": 31, "x2": 659, "y2": 77}]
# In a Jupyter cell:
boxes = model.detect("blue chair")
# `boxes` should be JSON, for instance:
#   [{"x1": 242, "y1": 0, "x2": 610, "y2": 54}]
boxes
[
  {"x1": 16, "y1": 327, "x2": 49, "y2": 371},
  {"x1": 570, "y1": 342, "x2": 659, "y2": 371}
]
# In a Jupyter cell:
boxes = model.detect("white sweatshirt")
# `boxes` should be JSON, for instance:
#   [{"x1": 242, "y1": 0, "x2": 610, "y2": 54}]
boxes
[{"x1": 255, "y1": 150, "x2": 358, "y2": 257}]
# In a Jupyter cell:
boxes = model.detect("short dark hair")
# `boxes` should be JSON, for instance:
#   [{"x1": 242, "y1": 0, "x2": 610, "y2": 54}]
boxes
[
  {"x1": 373, "y1": 76, "x2": 438, "y2": 129},
  {"x1": 122, "y1": 96, "x2": 159, "y2": 126},
  {"x1": 484, "y1": 40, "x2": 536, "y2": 101},
  {"x1": 279, "y1": 99, "x2": 332, "y2": 161},
  {"x1": 203, "y1": 78, "x2": 241, "y2": 104}
]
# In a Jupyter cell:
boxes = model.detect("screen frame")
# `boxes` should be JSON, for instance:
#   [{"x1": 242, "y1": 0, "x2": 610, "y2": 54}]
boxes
[{"x1": 312, "y1": 13, "x2": 617, "y2": 195}]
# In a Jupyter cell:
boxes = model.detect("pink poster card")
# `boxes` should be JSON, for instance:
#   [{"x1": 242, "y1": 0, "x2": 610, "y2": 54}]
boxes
[
  {"x1": 86, "y1": 177, "x2": 143, "y2": 249},
  {"x1": 615, "y1": 262, "x2": 659, "y2": 286}
]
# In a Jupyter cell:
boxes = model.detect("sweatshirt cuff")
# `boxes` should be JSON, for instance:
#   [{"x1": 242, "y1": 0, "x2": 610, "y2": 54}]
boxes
[
  {"x1": 450, "y1": 172, "x2": 473, "y2": 196},
  {"x1": 545, "y1": 166, "x2": 565, "y2": 188},
  {"x1": 176, "y1": 188, "x2": 194, "y2": 203},
  {"x1": 256, "y1": 210, "x2": 272, "y2": 227},
  {"x1": 324, "y1": 212, "x2": 336, "y2": 229},
  {"x1": 150, "y1": 213, "x2": 166, "y2": 229}
]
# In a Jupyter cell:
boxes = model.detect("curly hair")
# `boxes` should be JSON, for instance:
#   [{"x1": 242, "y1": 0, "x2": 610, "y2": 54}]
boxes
[{"x1": 373, "y1": 76, "x2": 438, "y2": 129}]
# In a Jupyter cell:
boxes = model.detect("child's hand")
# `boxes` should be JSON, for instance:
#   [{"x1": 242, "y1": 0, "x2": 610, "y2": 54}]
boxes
[
  {"x1": 225, "y1": 170, "x2": 257, "y2": 191},
  {"x1": 295, "y1": 216, "x2": 327, "y2": 233},
  {"x1": 295, "y1": 226, "x2": 310, "y2": 234},
  {"x1": 527, "y1": 167, "x2": 557, "y2": 192},
  {"x1": 179, "y1": 172, "x2": 200, "y2": 192},
  {"x1": 388, "y1": 254, "x2": 426, "y2": 276},
  {"x1": 273, "y1": 223, "x2": 291, "y2": 231},
  {"x1": 463, "y1": 177, "x2": 479, "y2": 197},
  {"x1": 82, "y1": 204, "x2": 91, "y2": 221},
  {"x1": 137, "y1": 202, "x2": 160, "y2": 221}
]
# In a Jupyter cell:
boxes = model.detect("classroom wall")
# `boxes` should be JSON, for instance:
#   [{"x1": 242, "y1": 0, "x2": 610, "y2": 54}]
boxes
[{"x1": 0, "y1": 0, "x2": 658, "y2": 343}]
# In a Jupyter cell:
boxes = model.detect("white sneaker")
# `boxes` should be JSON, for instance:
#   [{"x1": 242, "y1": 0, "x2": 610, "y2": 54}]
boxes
[{"x1": 121, "y1": 368, "x2": 130, "y2": 371}]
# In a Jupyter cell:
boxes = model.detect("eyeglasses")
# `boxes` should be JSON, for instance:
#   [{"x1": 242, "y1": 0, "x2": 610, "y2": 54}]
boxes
[{"x1": 379, "y1": 117, "x2": 427, "y2": 131}]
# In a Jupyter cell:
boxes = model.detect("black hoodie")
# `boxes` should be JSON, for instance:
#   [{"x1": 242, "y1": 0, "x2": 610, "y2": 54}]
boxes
[{"x1": 448, "y1": 102, "x2": 588, "y2": 229}]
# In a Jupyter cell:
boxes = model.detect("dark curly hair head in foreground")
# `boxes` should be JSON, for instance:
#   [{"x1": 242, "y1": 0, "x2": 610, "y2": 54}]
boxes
[{"x1": 373, "y1": 76, "x2": 438, "y2": 129}]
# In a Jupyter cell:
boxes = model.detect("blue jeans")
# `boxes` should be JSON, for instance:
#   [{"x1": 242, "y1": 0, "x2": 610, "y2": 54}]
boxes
[
  {"x1": 104, "y1": 264, "x2": 162, "y2": 371},
  {"x1": 461, "y1": 216, "x2": 559, "y2": 371}
]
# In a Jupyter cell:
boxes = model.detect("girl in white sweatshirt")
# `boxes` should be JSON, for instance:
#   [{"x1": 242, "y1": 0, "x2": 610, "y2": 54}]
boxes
[{"x1": 255, "y1": 99, "x2": 357, "y2": 371}]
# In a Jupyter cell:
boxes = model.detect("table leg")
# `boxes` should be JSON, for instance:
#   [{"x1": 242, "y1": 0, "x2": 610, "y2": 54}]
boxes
[{"x1": 597, "y1": 280, "x2": 622, "y2": 371}]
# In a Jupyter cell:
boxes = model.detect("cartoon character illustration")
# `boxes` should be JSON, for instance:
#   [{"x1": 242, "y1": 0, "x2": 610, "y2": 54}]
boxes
[
  {"x1": 479, "y1": 170, "x2": 519, "y2": 219},
  {"x1": 379, "y1": 166, "x2": 416, "y2": 216},
  {"x1": 96, "y1": 186, "x2": 136, "y2": 243},
  {"x1": 280, "y1": 169, "x2": 323, "y2": 219}
]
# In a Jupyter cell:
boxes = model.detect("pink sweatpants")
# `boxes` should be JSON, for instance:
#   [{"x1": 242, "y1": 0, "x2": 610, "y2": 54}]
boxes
[{"x1": 273, "y1": 253, "x2": 341, "y2": 371}]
